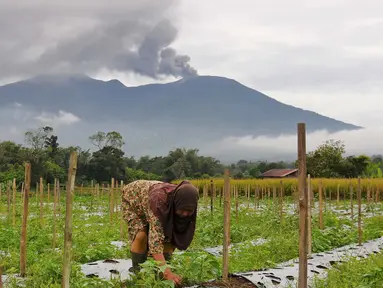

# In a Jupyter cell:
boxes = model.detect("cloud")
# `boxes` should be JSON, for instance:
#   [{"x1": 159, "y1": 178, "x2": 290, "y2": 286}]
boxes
[
  {"x1": 0, "y1": 104, "x2": 81, "y2": 144},
  {"x1": 1, "y1": 100, "x2": 382, "y2": 163},
  {"x1": 152, "y1": 0, "x2": 383, "y2": 130},
  {"x1": 34, "y1": 110, "x2": 81, "y2": 127},
  {"x1": 0, "y1": 1, "x2": 197, "y2": 80},
  {"x1": 206, "y1": 127, "x2": 383, "y2": 162}
]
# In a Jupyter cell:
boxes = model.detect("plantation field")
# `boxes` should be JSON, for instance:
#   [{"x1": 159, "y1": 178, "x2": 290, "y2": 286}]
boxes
[{"x1": 0, "y1": 179, "x2": 383, "y2": 287}]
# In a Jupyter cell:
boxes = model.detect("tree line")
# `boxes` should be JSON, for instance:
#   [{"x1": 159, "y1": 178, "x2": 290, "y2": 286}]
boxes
[{"x1": 0, "y1": 127, "x2": 382, "y2": 185}]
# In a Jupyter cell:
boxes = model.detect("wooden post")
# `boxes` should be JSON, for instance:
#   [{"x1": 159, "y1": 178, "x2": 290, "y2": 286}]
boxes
[
  {"x1": 52, "y1": 178, "x2": 58, "y2": 249},
  {"x1": 210, "y1": 180, "x2": 214, "y2": 214},
  {"x1": 110, "y1": 178, "x2": 115, "y2": 223},
  {"x1": 62, "y1": 152, "x2": 78, "y2": 288},
  {"x1": 12, "y1": 178, "x2": 16, "y2": 226},
  {"x1": 297, "y1": 123, "x2": 308, "y2": 288},
  {"x1": 319, "y1": 180, "x2": 324, "y2": 230},
  {"x1": 21, "y1": 182, "x2": 24, "y2": 204},
  {"x1": 255, "y1": 186, "x2": 259, "y2": 209},
  {"x1": 203, "y1": 185, "x2": 208, "y2": 207},
  {"x1": 273, "y1": 185, "x2": 276, "y2": 202},
  {"x1": 280, "y1": 180, "x2": 284, "y2": 224},
  {"x1": 337, "y1": 184, "x2": 340, "y2": 205},
  {"x1": 39, "y1": 177, "x2": 43, "y2": 226},
  {"x1": 235, "y1": 186, "x2": 239, "y2": 224},
  {"x1": 222, "y1": 169, "x2": 231, "y2": 282},
  {"x1": 307, "y1": 174, "x2": 312, "y2": 258},
  {"x1": 310, "y1": 178, "x2": 314, "y2": 208},
  {"x1": 47, "y1": 183, "x2": 50, "y2": 204},
  {"x1": 350, "y1": 183, "x2": 354, "y2": 219},
  {"x1": 20, "y1": 163, "x2": 31, "y2": 277},
  {"x1": 7, "y1": 182, "x2": 10, "y2": 222},
  {"x1": 357, "y1": 177, "x2": 362, "y2": 246},
  {"x1": 57, "y1": 180, "x2": 61, "y2": 218}
]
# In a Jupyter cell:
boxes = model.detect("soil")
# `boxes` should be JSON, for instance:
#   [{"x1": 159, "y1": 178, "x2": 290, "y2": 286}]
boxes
[{"x1": 183, "y1": 275, "x2": 257, "y2": 287}]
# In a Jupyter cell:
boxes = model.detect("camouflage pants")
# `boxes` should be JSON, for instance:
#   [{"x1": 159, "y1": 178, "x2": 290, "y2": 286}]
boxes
[{"x1": 122, "y1": 180, "x2": 173, "y2": 254}]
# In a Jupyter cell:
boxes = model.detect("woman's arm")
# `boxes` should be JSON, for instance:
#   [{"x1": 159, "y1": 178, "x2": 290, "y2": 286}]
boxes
[{"x1": 146, "y1": 192, "x2": 182, "y2": 285}]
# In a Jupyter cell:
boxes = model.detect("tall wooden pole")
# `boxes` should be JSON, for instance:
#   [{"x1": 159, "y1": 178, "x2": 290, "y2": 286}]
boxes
[
  {"x1": 52, "y1": 178, "x2": 58, "y2": 249},
  {"x1": 319, "y1": 181, "x2": 324, "y2": 230},
  {"x1": 62, "y1": 152, "x2": 78, "y2": 288},
  {"x1": 298, "y1": 123, "x2": 308, "y2": 288},
  {"x1": 39, "y1": 177, "x2": 43, "y2": 226},
  {"x1": 210, "y1": 180, "x2": 214, "y2": 214},
  {"x1": 357, "y1": 177, "x2": 362, "y2": 246},
  {"x1": 307, "y1": 174, "x2": 312, "y2": 258},
  {"x1": 20, "y1": 163, "x2": 31, "y2": 277},
  {"x1": 222, "y1": 169, "x2": 231, "y2": 281}
]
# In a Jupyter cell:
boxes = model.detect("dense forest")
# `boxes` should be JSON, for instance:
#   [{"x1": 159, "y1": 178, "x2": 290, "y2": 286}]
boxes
[{"x1": 1, "y1": 126, "x2": 382, "y2": 185}]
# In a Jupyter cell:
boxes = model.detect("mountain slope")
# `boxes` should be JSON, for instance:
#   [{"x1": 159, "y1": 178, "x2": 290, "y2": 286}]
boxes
[{"x1": 0, "y1": 74, "x2": 361, "y2": 154}]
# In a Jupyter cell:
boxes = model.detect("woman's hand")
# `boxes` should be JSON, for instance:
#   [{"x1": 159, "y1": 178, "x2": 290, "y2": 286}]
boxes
[
  {"x1": 163, "y1": 267, "x2": 182, "y2": 285},
  {"x1": 152, "y1": 253, "x2": 182, "y2": 285}
]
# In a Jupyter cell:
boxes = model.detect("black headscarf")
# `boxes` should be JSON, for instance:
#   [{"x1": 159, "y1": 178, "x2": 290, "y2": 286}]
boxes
[{"x1": 157, "y1": 181, "x2": 199, "y2": 250}]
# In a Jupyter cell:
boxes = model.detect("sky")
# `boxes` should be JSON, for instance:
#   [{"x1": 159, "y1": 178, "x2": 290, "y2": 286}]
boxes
[{"x1": 1, "y1": 0, "x2": 383, "y2": 160}]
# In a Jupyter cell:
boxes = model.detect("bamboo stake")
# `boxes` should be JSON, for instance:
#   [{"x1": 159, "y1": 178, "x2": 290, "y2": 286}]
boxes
[
  {"x1": 7, "y1": 182, "x2": 10, "y2": 222},
  {"x1": 114, "y1": 179, "x2": 118, "y2": 213},
  {"x1": 39, "y1": 177, "x2": 43, "y2": 226},
  {"x1": 273, "y1": 185, "x2": 276, "y2": 202},
  {"x1": 12, "y1": 178, "x2": 16, "y2": 226},
  {"x1": 57, "y1": 180, "x2": 61, "y2": 218},
  {"x1": 20, "y1": 162, "x2": 31, "y2": 277},
  {"x1": 62, "y1": 152, "x2": 78, "y2": 288},
  {"x1": 219, "y1": 186, "x2": 222, "y2": 207},
  {"x1": 307, "y1": 175, "x2": 312, "y2": 258},
  {"x1": 310, "y1": 178, "x2": 314, "y2": 208},
  {"x1": 203, "y1": 185, "x2": 208, "y2": 207},
  {"x1": 47, "y1": 183, "x2": 50, "y2": 204},
  {"x1": 255, "y1": 186, "x2": 259, "y2": 209},
  {"x1": 297, "y1": 123, "x2": 308, "y2": 288},
  {"x1": 210, "y1": 180, "x2": 214, "y2": 214},
  {"x1": 52, "y1": 178, "x2": 57, "y2": 249},
  {"x1": 222, "y1": 169, "x2": 231, "y2": 282},
  {"x1": 120, "y1": 205, "x2": 124, "y2": 241},
  {"x1": 280, "y1": 180, "x2": 284, "y2": 224},
  {"x1": 235, "y1": 186, "x2": 239, "y2": 224},
  {"x1": 350, "y1": 183, "x2": 354, "y2": 219},
  {"x1": 319, "y1": 180, "x2": 324, "y2": 230},
  {"x1": 110, "y1": 178, "x2": 115, "y2": 223},
  {"x1": 357, "y1": 177, "x2": 362, "y2": 246},
  {"x1": 376, "y1": 186, "x2": 380, "y2": 203}
]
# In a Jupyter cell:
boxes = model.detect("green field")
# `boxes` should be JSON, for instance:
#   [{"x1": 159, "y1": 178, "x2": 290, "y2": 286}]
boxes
[{"x1": 0, "y1": 183, "x2": 382, "y2": 287}]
